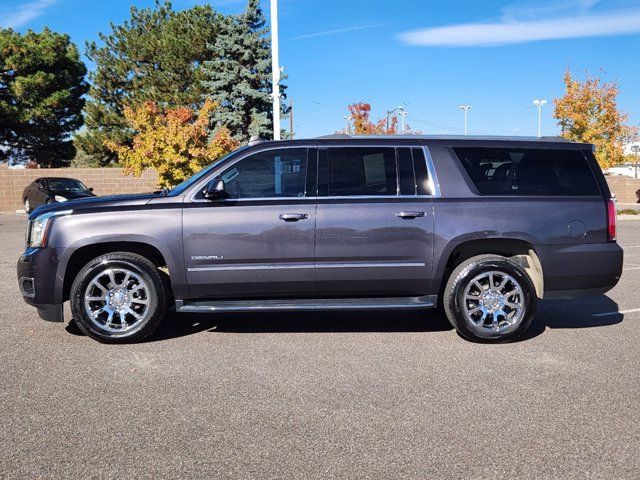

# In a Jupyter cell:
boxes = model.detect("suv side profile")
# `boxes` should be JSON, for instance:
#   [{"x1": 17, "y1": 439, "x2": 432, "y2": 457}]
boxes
[{"x1": 17, "y1": 136, "x2": 623, "y2": 343}]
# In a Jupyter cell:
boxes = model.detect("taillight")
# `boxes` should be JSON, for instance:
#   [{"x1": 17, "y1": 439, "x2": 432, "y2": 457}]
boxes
[{"x1": 607, "y1": 198, "x2": 616, "y2": 242}]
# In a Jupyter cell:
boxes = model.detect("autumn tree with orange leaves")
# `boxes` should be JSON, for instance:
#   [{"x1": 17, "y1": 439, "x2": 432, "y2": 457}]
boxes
[
  {"x1": 339, "y1": 102, "x2": 407, "y2": 135},
  {"x1": 106, "y1": 100, "x2": 239, "y2": 187},
  {"x1": 554, "y1": 72, "x2": 637, "y2": 169}
]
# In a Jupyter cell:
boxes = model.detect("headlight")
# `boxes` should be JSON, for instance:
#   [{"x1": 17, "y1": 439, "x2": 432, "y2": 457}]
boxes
[
  {"x1": 27, "y1": 210, "x2": 72, "y2": 248},
  {"x1": 54, "y1": 195, "x2": 68, "y2": 202}
]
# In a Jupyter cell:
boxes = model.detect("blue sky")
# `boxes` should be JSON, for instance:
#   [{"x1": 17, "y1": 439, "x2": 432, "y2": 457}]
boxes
[{"x1": 1, "y1": 0, "x2": 639, "y2": 138}]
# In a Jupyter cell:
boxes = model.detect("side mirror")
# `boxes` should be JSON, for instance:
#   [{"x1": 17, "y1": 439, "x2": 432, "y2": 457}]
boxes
[
  {"x1": 202, "y1": 179, "x2": 228, "y2": 201},
  {"x1": 88, "y1": 187, "x2": 94, "y2": 192}
]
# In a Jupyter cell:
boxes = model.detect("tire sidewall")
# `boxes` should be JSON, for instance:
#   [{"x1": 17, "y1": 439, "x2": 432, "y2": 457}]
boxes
[
  {"x1": 70, "y1": 255, "x2": 165, "y2": 343},
  {"x1": 447, "y1": 257, "x2": 537, "y2": 342}
]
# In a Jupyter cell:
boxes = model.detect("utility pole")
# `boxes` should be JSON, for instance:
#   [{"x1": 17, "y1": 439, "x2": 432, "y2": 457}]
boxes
[
  {"x1": 533, "y1": 99, "x2": 547, "y2": 137},
  {"x1": 270, "y1": 0, "x2": 281, "y2": 140},
  {"x1": 289, "y1": 98, "x2": 294, "y2": 139},
  {"x1": 459, "y1": 105, "x2": 472, "y2": 135}
]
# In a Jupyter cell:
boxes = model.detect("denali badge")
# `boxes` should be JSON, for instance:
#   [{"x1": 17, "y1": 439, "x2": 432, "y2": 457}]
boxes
[{"x1": 191, "y1": 255, "x2": 224, "y2": 261}]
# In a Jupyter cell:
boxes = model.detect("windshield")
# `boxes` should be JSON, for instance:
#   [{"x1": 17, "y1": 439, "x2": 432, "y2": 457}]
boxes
[
  {"x1": 48, "y1": 179, "x2": 89, "y2": 192},
  {"x1": 167, "y1": 146, "x2": 250, "y2": 197}
]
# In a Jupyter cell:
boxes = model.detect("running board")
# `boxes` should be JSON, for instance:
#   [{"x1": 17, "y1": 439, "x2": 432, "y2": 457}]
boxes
[{"x1": 175, "y1": 295, "x2": 437, "y2": 313}]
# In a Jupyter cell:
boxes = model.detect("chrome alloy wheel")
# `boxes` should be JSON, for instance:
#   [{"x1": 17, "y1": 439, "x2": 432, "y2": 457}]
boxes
[
  {"x1": 84, "y1": 268, "x2": 153, "y2": 334},
  {"x1": 462, "y1": 270, "x2": 525, "y2": 336}
]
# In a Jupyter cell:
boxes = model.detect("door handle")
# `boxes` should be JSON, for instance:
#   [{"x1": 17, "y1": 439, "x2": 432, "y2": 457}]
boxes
[
  {"x1": 279, "y1": 213, "x2": 309, "y2": 222},
  {"x1": 396, "y1": 211, "x2": 426, "y2": 219}
]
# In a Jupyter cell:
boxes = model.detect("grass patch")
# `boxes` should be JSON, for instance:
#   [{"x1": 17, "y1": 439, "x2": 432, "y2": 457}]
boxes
[{"x1": 618, "y1": 208, "x2": 640, "y2": 215}]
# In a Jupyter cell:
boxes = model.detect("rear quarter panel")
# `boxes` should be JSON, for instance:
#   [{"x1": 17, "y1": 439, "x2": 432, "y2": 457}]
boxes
[{"x1": 427, "y1": 144, "x2": 615, "y2": 295}]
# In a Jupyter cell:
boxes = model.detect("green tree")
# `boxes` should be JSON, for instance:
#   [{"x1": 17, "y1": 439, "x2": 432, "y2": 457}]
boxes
[
  {"x1": 200, "y1": 0, "x2": 284, "y2": 141},
  {"x1": 0, "y1": 28, "x2": 87, "y2": 167},
  {"x1": 77, "y1": 1, "x2": 222, "y2": 165}
]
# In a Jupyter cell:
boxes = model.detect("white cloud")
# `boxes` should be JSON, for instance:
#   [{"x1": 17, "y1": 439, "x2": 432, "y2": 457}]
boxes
[
  {"x1": 398, "y1": 1, "x2": 640, "y2": 47},
  {"x1": 286, "y1": 23, "x2": 387, "y2": 41},
  {"x1": 0, "y1": 0, "x2": 56, "y2": 29}
]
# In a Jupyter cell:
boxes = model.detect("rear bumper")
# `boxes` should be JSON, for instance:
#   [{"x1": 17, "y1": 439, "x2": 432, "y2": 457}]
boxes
[
  {"x1": 17, "y1": 247, "x2": 65, "y2": 322},
  {"x1": 538, "y1": 242, "x2": 623, "y2": 299}
]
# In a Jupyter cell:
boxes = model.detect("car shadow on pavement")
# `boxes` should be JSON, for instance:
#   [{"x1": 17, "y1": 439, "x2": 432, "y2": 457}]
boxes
[
  {"x1": 65, "y1": 295, "x2": 623, "y2": 343},
  {"x1": 148, "y1": 308, "x2": 454, "y2": 341},
  {"x1": 518, "y1": 295, "x2": 622, "y2": 341}
]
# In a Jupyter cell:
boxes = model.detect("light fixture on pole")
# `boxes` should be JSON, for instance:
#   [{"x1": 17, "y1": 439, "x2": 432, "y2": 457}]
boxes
[
  {"x1": 533, "y1": 99, "x2": 547, "y2": 137},
  {"x1": 270, "y1": 0, "x2": 281, "y2": 140},
  {"x1": 459, "y1": 105, "x2": 472, "y2": 135}
]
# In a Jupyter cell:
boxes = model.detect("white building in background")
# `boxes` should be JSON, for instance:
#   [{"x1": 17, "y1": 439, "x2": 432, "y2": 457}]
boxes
[
  {"x1": 624, "y1": 141, "x2": 640, "y2": 156},
  {"x1": 605, "y1": 142, "x2": 640, "y2": 178}
]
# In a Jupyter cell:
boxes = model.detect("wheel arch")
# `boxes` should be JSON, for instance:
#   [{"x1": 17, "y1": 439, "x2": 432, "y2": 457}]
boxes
[
  {"x1": 436, "y1": 237, "x2": 544, "y2": 299},
  {"x1": 62, "y1": 241, "x2": 170, "y2": 302}
]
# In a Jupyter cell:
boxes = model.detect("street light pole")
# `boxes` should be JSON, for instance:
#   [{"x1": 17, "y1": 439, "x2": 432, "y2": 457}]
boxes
[
  {"x1": 343, "y1": 115, "x2": 352, "y2": 135},
  {"x1": 398, "y1": 107, "x2": 407, "y2": 134},
  {"x1": 632, "y1": 145, "x2": 640, "y2": 179},
  {"x1": 270, "y1": 0, "x2": 281, "y2": 140},
  {"x1": 459, "y1": 105, "x2": 472, "y2": 135},
  {"x1": 533, "y1": 99, "x2": 547, "y2": 137}
]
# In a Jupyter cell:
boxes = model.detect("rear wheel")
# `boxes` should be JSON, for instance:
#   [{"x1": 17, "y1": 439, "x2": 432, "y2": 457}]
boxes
[
  {"x1": 443, "y1": 254, "x2": 536, "y2": 342},
  {"x1": 70, "y1": 252, "x2": 167, "y2": 343}
]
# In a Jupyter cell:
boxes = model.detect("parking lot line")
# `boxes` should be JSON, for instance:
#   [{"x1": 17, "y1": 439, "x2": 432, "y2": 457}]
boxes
[
  {"x1": 593, "y1": 307, "x2": 640, "y2": 317},
  {"x1": 623, "y1": 266, "x2": 640, "y2": 271}
]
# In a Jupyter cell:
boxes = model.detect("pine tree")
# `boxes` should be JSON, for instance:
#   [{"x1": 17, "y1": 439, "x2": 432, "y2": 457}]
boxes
[
  {"x1": 77, "y1": 1, "x2": 222, "y2": 165},
  {"x1": 0, "y1": 28, "x2": 87, "y2": 167},
  {"x1": 200, "y1": 0, "x2": 285, "y2": 141}
]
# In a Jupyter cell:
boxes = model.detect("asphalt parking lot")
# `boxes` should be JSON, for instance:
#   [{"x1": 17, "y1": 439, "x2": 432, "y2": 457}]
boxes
[{"x1": 1, "y1": 213, "x2": 639, "y2": 479}]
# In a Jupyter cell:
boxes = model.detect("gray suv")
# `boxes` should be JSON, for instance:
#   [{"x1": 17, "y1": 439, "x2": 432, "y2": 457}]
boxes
[{"x1": 17, "y1": 135, "x2": 623, "y2": 343}]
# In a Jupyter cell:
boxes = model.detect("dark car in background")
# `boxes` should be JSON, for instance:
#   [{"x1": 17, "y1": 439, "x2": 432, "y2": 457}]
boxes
[{"x1": 23, "y1": 177, "x2": 95, "y2": 213}]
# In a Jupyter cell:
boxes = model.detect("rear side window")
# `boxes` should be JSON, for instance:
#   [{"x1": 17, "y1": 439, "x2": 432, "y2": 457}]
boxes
[
  {"x1": 322, "y1": 148, "x2": 397, "y2": 196},
  {"x1": 453, "y1": 147, "x2": 600, "y2": 196}
]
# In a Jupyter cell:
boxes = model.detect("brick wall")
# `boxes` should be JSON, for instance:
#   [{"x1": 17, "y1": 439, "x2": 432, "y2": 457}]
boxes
[
  {"x1": 605, "y1": 176, "x2": 640, "y2": 204},
  {"x1": 0, "y1": 164, "x2": 159, "y2": 212},
  {"x1": 1, "y1": 164, "x2": 637, "y2": 212}
]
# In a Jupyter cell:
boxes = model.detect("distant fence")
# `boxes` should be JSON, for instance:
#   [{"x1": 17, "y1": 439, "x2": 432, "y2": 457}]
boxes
[
  {"x1": 606, "y1": 176, "x2": 640, "y2": 204},
  {"x1": 0, "y1": 164, "x2": 159, "y2": 212}
]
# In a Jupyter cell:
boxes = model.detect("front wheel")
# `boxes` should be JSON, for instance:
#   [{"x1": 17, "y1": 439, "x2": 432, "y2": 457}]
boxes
[
  {"x1": 443, "y1": 254, "x2": 537, "y2": 342},
  {"x1": 24, "y1": 198, "x2": 31, "y2": 213},
  {"x1": 70, "y1": 252, "x2": 167, "y2": 343}
]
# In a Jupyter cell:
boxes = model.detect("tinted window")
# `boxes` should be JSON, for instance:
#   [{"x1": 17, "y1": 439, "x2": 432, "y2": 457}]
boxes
[
  {"x1": 47, "y1": 179, "x2": 88, "y2": 192},
  {"x1": 453, "y1": 147, "x2": 600, "y2": 196},
  {"x1": 324, "y1": 148, "x2": 397, "y2": 196},
  {"x1": 221, "y1": 148, "x2": 308, "y2": 199},
  {"x1": 412, "y1": 148, "x2": 431, "y2": 195},
  {"x1": 398, "y1": 148, "x2": 416, "y2": 195}
]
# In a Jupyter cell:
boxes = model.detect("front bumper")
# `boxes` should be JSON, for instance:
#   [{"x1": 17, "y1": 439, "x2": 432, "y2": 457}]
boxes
[{"x1": 17, "y1": 247, "x2": 65, "y2": 322}]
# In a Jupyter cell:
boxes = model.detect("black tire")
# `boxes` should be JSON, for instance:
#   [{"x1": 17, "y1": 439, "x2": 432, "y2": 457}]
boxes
[
  {"x1": 69, "y1": 252, "x2": 167, "y2": 343},
  {"x1": 24, "y1": 198, "x2": 31, "y2": 213},
  {"x1": 443, "y1": 254, "x2": 537, "y2": 342}
]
